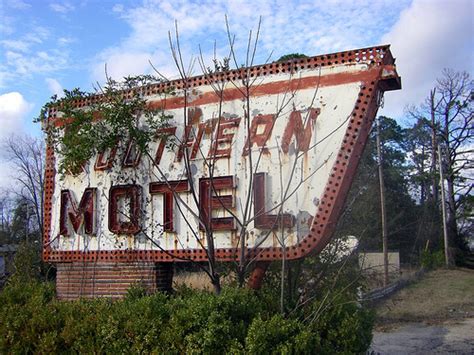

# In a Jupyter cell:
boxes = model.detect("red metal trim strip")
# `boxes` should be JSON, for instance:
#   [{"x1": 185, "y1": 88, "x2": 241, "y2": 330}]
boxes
[
  {"x1": 43, "y1": 46, "x2": 399, "y2": 263},
  {"x1": 47, "y1": 45, "x2": 392, "y2": 120}
]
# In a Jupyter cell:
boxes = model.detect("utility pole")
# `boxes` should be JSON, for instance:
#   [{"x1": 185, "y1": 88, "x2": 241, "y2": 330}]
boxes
[
  {"x1": 377, "y1": 117, "x2": 389, "y2": 287},
  {"x1": 438, "y1": 145, "x2": 450, "y2": 267}
]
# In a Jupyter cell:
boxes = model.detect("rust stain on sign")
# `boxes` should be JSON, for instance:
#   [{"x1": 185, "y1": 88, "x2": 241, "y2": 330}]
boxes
[{"x1": 43, "y1": 45, "x2": 401, "y2": 265}]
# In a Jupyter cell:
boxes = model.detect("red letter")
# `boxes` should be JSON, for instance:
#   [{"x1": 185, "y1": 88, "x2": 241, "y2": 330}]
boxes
[
  {"x1": 60, "y1": 188, "x2": 97, "y2": 236},
  {"x1": 176, "y1": 124, "x2": 205, "y2": 161},
  {"x1": 281, "y1": 108, "x2": 320, "y2": 153},
  {"x1": 176, "y1": 107, "x2": 209, "y2": 161},
  {"x1": 109, "y1": 185, "x2": 141, "y2": 235},
  {"x1": 94, "y1": 147, "x2": 117, "y2": 171},
  {"x1": 199, "y1": 176, "x2": 235, "y2": 231},
  {"x1": 154, "y1": 127, "x2": 177, "y2": 165},
  {"x1": 242, "y1": 114, "x2": 275, "y2": 156},
  {"x1": 253, "y1": 173, "x2": 294, "y2": 229},
  {"x1": 208, "y1": 117, "x2": 241, "y2": 158},
  {"x1": 149, "y1": 180, "x2": 189, "y2": 232},
  {"x1": 122, "y1": 139, "x2": 142, "y2": 168}
]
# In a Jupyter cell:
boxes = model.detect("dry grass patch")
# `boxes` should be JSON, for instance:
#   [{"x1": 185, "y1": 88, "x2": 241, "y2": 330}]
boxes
[
  {"x1": 173, "y1": 271, "x2": 236, "y2": 290},
  {"x1": 375, "y1": 268, "x2": 474, "y2": 326},
  {"x1": 173, "y1": 272, "x2": 214, "y2": 290}
]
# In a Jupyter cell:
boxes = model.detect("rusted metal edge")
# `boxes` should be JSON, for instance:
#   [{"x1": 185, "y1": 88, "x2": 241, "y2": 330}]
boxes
[
  {"x1": 46, "y1": 44, "x2": 396, "y2": 118},
  {"x1": 43, "y1": 45, "x2": 401, "y2": 264}
]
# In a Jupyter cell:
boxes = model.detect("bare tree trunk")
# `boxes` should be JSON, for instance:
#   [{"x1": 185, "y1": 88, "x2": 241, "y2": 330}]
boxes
[
  {"x1": 3, "y1": 135, "x2": 45, "y2": 238},
  {"x1": 445, "y1": 170, "x2": 460, "y2": 250},
  {"x1": 429, "y1": 89, "x2": 439, "y2": 205},
  {"x1": 420, "y1": 145, "x2": 426, "y2": 203},
  {"x1": 438, "y1": 145, "x2": 451, "y2": 266}
]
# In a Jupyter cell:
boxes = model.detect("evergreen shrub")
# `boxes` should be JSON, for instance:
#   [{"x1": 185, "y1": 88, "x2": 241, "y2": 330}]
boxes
[{"x1": 0, "y1": 281, "x2": 373, "y2": 354}]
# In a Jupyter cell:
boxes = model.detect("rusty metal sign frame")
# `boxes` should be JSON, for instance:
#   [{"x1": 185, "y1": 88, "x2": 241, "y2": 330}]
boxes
[{"x1": 43, "y1": 45, "x2": 400, "y2": 264}]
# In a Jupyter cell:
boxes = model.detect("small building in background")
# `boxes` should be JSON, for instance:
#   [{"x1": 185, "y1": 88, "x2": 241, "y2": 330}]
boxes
[{"x1": 359, "y1": 251, "x2": 400, "y2": 275}]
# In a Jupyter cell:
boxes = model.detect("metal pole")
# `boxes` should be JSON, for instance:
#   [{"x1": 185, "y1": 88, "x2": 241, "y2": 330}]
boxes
[
  {"x1": 438, "y1": 145, "x2": 450, "y2": 266},
  {"x1": 377, "y1": 117, "x2": 389, "y2": 287}
]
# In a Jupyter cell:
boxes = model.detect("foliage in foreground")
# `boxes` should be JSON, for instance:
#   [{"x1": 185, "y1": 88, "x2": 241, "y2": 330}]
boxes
[
  {"x1": 420, "y1": 249, "x2": 445, "y2": 270},
  {"x1": 0, "y1": 280, "x2": 373, "y2": 354}
]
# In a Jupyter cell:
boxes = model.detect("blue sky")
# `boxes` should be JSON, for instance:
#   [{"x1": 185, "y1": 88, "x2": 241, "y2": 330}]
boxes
[{"x1": 0, "y1": 0, "x2": 472, "y2": 187}]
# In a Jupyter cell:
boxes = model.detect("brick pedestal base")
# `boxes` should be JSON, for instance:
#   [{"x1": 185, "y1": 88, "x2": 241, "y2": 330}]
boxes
[
  {"x1": 156, "y1": 262, "x2": 174, "y2": 292},
  {"x1": 56, "y1": 262, "x2": 174, "y2": 300}
]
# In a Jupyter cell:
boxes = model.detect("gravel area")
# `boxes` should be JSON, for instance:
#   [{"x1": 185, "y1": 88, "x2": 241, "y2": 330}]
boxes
[
  {"x1": 370, "y1": 318, "x2": 474, "y2": 354},
  {"x1": 370, "y1": 268, "x2": 474, "y2": 354}
]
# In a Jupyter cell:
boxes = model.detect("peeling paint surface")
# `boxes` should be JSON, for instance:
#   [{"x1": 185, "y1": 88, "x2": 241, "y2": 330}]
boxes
[{"x1": 43, "y1": 46, "x2": 401, "y2": 263}]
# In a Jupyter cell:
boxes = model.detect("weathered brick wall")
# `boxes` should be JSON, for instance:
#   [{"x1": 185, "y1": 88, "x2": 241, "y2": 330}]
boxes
[{"x1": 56, "y1": 262, "x2": 174, "y2": 300}]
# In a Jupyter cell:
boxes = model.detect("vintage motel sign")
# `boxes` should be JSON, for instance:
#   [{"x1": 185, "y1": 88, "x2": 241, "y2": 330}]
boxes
[{"x1": 43, "y1": 45, "x2": 400, "y2": 266}]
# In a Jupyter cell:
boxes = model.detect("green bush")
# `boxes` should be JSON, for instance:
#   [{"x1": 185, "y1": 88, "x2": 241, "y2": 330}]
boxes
[
  {"x1": 0, "y1": 281, "x2": 374, "y2": 354},
  {"x1": 0, "y1": 281, "x2": 60, "y2": 353},
  {"x1": 245, "y1": 295, "x2": 374, "y2": 355},
  {"x1": 162, "y1": 287, "x2": 263, "y2": 353},
  {"x1": 421, "y1": 249, "x2": 445, "y2": 269},
  {"x1": 9, "y1": 242, "x2": 43, "y2": 283},
  {"x1": 306, "y1": 296, "x2": 374, "y2": 354},
  {"x1": 245, "y1": 315, "x2": 312, "y2": 354}
]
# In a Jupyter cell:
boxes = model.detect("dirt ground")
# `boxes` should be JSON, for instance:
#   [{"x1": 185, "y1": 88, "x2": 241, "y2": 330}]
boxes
[
  {"x1": 370, "y1": 268, "x2": 474, "y2": 354},
  {"x1": 370, "y1": 319, "x2": 474, "y2": 354}
]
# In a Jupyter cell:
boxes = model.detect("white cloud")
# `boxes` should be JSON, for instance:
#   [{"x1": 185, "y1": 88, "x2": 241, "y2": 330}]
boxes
[
  {"x1": 92, "y1": 51, "x2": 153, "y2": 81},
  {"x1": 4, "y1": 49, "x2": 68, "y2": 76},
  {"x1": 49, "y1": 2, "x2": 75, "y2": 14},
  {"x1": 45, "y1": 78, "x2": 63, "y2": 98},
  {"x1": 57, "y1": 36, "x2": 75, "y2": 45},
  {"x1": 0, "y1": 39, "x2": 30, "y2": 52},
  {"x1": 0, "y1": 92, "x2": 32, "y2": 139},
  {"x1": 94, "y1": 0, "x2": 409, "y2": 83},
  {"x1": 0, "y1": 92, "x2": 35, "y2": 190},
  {"x1": 0, "y1": 23, "x2": 67, "y2": 83},
  {"x1": 0, "y1": 16, "x2": 15, "y2": 36},
  {"x1": 6, "y1": 0, "x2": 31, "y2": 10},
  {"x1": 112, "y1": 4, "x2": 124, "y2": 13},
  {"x1": 0, "y1": 162, "x2": 16, "y2": 191},
  {"x1": 24, "y1": 26, "x2": 50, "y2": 44},
  {"x1": 380, "y1": 0, "x2": 474, "y2": 119},
  {"x1": 94, "y1": 0, "x2": 472, "y2": 123}
]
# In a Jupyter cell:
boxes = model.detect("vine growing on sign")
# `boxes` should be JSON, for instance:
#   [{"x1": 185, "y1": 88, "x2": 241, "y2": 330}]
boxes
[{"x1": 37, "y1": 75, "x2": 175, "y2": 177}]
